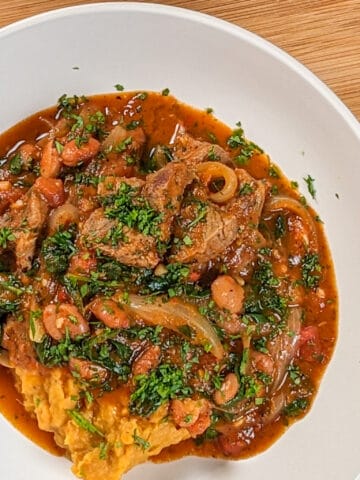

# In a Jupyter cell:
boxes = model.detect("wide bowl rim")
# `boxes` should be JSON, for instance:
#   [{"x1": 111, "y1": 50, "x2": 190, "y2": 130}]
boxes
[{"x1": 0, "y1": 1, "x2": 359, "y2": 138}]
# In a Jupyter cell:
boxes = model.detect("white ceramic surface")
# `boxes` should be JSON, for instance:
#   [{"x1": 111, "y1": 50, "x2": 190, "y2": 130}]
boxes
[{"x1": 0, "y1": 3, "x2": 359, "y2": 480}]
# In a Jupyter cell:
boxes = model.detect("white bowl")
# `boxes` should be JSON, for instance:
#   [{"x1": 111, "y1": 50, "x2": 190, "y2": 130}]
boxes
[{"x1": 0, "y1": 3, "x2": 359, "y2": 480}]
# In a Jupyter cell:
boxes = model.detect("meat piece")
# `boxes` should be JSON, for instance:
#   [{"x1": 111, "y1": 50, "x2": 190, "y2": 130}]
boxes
[
  {"x1": 2, "y1": 318, "x2": 38, "y2": 370},
  {"x1": 80, "y1": 208, "x2": 159, "y2": 268},
  {"x1": 223, "y1": 228, "x2": 266, "y2": 277},
  {"x1": 15, "y1": 190, "x2": 49, "y2": 271},
  {"x1": 170, "y1": 202, "x2": 238, "y2": 264},
  {"x1": 0, "y1": 186, "x2": 23, "y2": 215},
  {"x1": 97, "y1": 176, "x2": 144, "y2": 196},
  {"x1": 142, "y1": 162, "x2": 194, "y2": 242},
  {"x1": 171, "y1": 168, "x2": 266, "y2": 269},
  {"x1": 100, "y1": 125, "x2": 146, "y2": 176},
  {"x1": 173, "y1": 131, "x2": 231, "y2": 168},
  {"x1": 226, "y1": 169, "x2": 266, "y2": 225},
  {"x1": 0, "y1": 188, "x2": 49, "y2": 270},
  {"x1": 223, "y1": 169, "x2": 266, "y2": 276}
]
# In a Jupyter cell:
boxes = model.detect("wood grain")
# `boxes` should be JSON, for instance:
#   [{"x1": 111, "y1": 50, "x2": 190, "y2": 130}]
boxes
[{"x1": 1, "y1": 0, "x2": 359, "y2": 120}]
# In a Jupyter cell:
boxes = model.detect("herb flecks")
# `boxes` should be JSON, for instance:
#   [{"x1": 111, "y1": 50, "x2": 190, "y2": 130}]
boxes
[
  {"x1": 130, "y1": 364, "x2": 192, "y2": 417},
  {"x1": 301, "y1": 253, "x2": 322, "y2": 289},
  {"x1": 303, "y1": 175, "x2": 316, "y2": 200},
  {"x1": 133, "y1": 430, "x2": 150, "y2": 450},
  {"x1": 0, "y1": 227, "x2": 15, "y2": 248},
  {"x1": 283, "y1": 398, "x2": 308, "y2": 417},
  {"x1": 42, "y1": 225, "x2": 77, "y2": 275},
  {"x1": 100, "y1": 182, "x2": 163, "y2": 240},
  {"x1": 67, "y1": 409, "x2": 105, "y2": 437}
]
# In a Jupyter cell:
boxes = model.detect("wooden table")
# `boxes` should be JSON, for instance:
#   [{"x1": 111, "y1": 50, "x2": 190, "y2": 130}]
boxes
[{"x1": 1, "y1": 0, "x2": 359, "y2": 120}]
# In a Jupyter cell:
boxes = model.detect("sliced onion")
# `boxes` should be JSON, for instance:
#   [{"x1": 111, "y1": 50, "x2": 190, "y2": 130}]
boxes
[
  {"x1": 196, "y1": 161, "x2": 238, "y2": 203},
  {"x1": 268, "y1": 306, "x2": 302, "y2": 393},
  {"x1": 114, "y1": 293, "x2": 224, "y2": 359},
  {"x1": 264, "y1": 196, "x2": 318, "y2": 250},
  {"x1": 101, "y1": 125, "x2": 127, "y2": 152},
  {"x1": 48, "y1": 203, "x2": 80, "y2": 234}
]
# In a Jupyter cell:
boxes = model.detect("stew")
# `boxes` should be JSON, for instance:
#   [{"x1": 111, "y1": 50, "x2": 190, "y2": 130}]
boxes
[{"x1": 0, "y1": 91, "x2": 338, "y2": 480}]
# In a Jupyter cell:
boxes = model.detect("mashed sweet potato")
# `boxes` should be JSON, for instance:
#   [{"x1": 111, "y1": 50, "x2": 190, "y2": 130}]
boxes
[{"x1": 15, "y1": 366, "x2": 190, "y2": 480}]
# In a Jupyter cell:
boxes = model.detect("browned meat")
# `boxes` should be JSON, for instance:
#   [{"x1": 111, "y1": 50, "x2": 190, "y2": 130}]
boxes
[
  {"x1": 0, "y1": 185, "x2": 23, "y2": 215},
  {"x1": 222, "y1": 169, "x2": 266, "y2": 276},
  {"x1": 223, "y1": 228, "x2": 266, "y2": 277},
  {"x1": 142, "y1": 162, "x2": 194, "y2": 242},
  {"x1": 15, "y1": 190, "x2": 49, "y2": 271},
  {"x1": 170, "y1": 202, "x2": 238, "y2": 264},
  {"x1": 80, "y1": 208, "x2": 159, "y2": 268},
  {"x1": 100, "y1": 125, "x2": 146, "y2": 176},
  {"x1": 173, "y1": 131, "x2": 231, "y2": 168},
  {"x1": 226, "y1": 169, "x2": 266, "y2": 225},
  {"x1": 170, "y1": 169, "x2": 266, "y2": 269},
  {"x1": 2, "y1": 318, "x2": 38, "y2": 369},
  {"x1": 0, "y1": 189, "x2": 49, "y2": 270},
  {"x1": 97, "y1": 176, "x2": 145, "y2": 196}
]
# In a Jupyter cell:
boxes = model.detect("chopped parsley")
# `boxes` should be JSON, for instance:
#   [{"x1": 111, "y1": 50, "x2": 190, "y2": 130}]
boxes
[
  {"x1": 303, "y1": 174, "x2": 316, "y2": 199},
  {"x1": 183, "y1": 235, "x2": 193, "y2": 246},
  {"x1": 35, "y1": 328, "x2": 132, "y2": 382},
  {"x1": 0, "y1": 275, "x2": 24, "y2": 315},
  {"x1": 100, "y1": 182, "x2": 163, "y2": 239},
  {"x1": 187, "y1": 200, "x2": 208, "y2": 229},
  {"x1": 9, "y1": 153, "x2": 22, "y2": 175},
  {"x1": 249, "y1": 260, "x2": 288, "y2": 316},
  {"x1": 113, "y1": 136, "x2": 132, "y2": 153},
  {"x1": 283, "y1": 397, "x2": 308, "y2": 417},
  {"x1": 73, "y1": 172, "x2": 102, "y2": 187},
  {"x1": 67, "y1": 409, "x2": 104, "y2": 436},
  {"x1": 274, "y1": 215, "x2": 286, "y2": 239},
  {"x1": 41, "y1": 225, "x2": 77, "y2": 275},
  {"x1": 126, "y1": 120, "x2": 141, "y2": 130},
  {"x1": 0, "y1": 227, "x2": 15, "y2": 248},
  {"x1": 130, "y1": 364, "x2": 192, "y2": 416},
  {"x1": 58, "y1": 94, "x2": 87, "y2": 115},
  {"x1": 132, "y1": 430, "x2": 150, "y2": 450},
  {"x1": 288, "y1": 364, "x2": 304, "y2": 386},
  {"x1": 114, "y1": 84, "x2": 124, "y2": 91},
  {"x1": 301, "y1": 253, "x2": 322, "y2": 289},
  {"x1": 268, "y1": 165, "x2": 280, "y2": 178},
  {"x1": 239, "y1": 183, "x2": 254, "y2": 196},
  {"x1": 99, "y1": 441, "x2": 109, "y2": 459},
  {"x1": 227, "y1": 128, "x2": 245, "y2": 148},
  {"x1": 161, "y1": 88, "x2": 170, "y2": 96}
]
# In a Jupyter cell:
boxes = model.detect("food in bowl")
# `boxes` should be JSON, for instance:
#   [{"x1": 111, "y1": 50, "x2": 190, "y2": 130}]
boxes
[{"x1": 0, "y1": 91, "x2": 337, "y2": 480}]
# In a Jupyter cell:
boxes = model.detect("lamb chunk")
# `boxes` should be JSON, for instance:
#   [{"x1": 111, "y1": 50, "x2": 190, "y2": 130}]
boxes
[
  {"x1": 173, "y1": 131, "x2": 231, "y2": 168},
  {"x1": 2, "y1": 318, "x2": 38, "y2": 370},
  {"x1": 142, "y1": 162, "x2": 194, "y2": 242},
  {"x1": 170, "y1": 169, "x2": 266, "y2": 269},
  {"x1": 97, "y1": 176, "x2": 145, "y2": 196},
  {"x1": 0, "y1": 188, "x2": 48, "y2": 270},
  {"x1": 226, "y1": 169, "x2": 266, "y2": 225},
  {"x1": 0, "y1": 186, "x2": 23, "y2": 215},
  {"x1": 222, "y1": 169, "x2": 267, "y2": 276},
  {"x1": 15, "y1": 190, "x2": 49, "y2": 271},
  {"x1": 170, "y1": 202, "x2": 238, "y2": 265},
  {"x1": 223, "y1": 228, "x2": 267, "y2": 278},
  {"x1": 80, "y1": 208, "x2": 159, "y2": 268}
]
